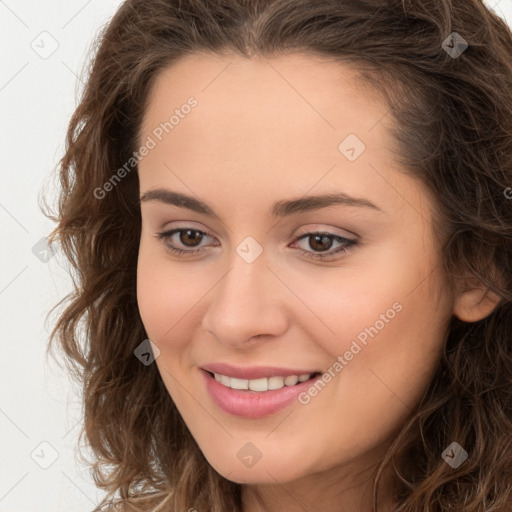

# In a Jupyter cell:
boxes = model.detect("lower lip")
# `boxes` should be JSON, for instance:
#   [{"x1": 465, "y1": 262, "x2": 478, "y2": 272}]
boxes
[{"x1": 201, "y1": 369, "x2": 320, "y2": 419}]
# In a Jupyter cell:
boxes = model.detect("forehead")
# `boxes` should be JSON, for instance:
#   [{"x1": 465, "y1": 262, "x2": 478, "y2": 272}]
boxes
[
  {"x1": 140, "y1": 52, "x2": 390, "y2": 149},
  {"x1": 138, "y1": 52, "x2": 422, "y2": 220}
]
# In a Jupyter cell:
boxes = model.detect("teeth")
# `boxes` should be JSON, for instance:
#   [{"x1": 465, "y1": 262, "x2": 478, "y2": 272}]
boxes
[
  {"x1": 248, "y1": 378, "x2": 268, "y2": 392},
  {"x1": 230, "y1": 378, "x2": 249, "y2": 390},
  {"x1": 213, "y1": 372, "x2": 314, "y2": 391},
  {"x1": 268, "y1": 376, "x2": 284, "y2": 390},
  {"x1": 284, "y1": 375, "x2": 298, "y2": 386},
  {"x1": 215, "y1": 373, "x2": 231, "y2": 387}
]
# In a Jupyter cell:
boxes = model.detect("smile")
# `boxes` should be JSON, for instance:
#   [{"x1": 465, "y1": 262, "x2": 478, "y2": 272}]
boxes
[
  {"x1": 212, "y1": 372, "x2": 315, "y2": 391},
  {"x1": 200, "y1": 364, "x2": 322, "y2": 418}
]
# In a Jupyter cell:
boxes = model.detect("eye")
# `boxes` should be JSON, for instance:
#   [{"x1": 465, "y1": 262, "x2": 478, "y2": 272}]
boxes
[
  {"x1": 155, "y1": 227, "x2": 357, "y2": 260},
  {"x1": 291, "y1": 231, "x2": 357, "y2": 260},
  {"x1": 155, "y1": 228, "x2": 216, "y2": 256}
]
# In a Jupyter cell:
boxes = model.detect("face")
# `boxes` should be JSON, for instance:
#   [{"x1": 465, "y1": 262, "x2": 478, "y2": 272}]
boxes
[{"x1": 136, "y1": 53, "x2": 455, "y2": 489}]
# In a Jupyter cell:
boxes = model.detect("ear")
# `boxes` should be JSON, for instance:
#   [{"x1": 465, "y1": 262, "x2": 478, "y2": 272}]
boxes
[{"x1": 453, "y1": 277, "x2": 502, "y2": 323}]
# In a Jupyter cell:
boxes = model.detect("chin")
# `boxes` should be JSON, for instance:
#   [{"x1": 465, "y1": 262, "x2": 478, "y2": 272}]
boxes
[
  {"x1": 215, "y1": 465, "x2": 297, "y2": 485},
  {"x1": 202, "y1": 448, "x2": 310, "y2": 485}
]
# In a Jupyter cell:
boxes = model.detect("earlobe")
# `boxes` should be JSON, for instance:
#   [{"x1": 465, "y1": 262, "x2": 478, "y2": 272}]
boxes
[{"x1": 453, "y1": 285, "x2": 502, "y2": 323}]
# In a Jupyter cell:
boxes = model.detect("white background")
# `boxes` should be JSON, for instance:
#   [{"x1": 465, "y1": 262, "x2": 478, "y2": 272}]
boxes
[{"x1": 1, "y1": 1, "x2": 511, "y2": 510}]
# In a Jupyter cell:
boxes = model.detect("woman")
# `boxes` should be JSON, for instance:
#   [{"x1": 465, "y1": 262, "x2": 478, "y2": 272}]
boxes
[{"x1": 44, "y1": 0, "x2": 512, "y2": 510}]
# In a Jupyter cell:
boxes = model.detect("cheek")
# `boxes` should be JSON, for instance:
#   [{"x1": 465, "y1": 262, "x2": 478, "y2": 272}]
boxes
[
  {"x1": 300, "y1": 239, "x2": 447, "y2": 355},
  {"x1": 136, "y1": 241, "x2": 196, "y2": 345},
  {"x1": 290, "y1": 246, "x2": 450, "y2": 409},
  {"x1": 278, "y1": 273, "x2": 449, "y2": 473},
  {"x1": 136, "y1": 245, "x2": 203, "y2": 409},
  {"x1": 286, "y1": 264, "x2": 407, "y2": 358}
]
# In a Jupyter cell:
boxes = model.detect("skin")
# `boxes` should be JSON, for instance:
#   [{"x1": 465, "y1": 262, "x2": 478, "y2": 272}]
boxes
[{"x1": 136, "y1": 53, "x2": 500, "y2": 512}]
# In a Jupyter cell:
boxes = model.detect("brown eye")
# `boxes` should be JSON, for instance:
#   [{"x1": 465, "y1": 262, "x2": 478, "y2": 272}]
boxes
[
  {"x1": 292, "y1": 231, "x2": 357, "y2": 260},
  {"x1": 308, "y1": 234, "x2": 334, "y2": 252},
  {"x1": 155, "y1": 227, "x2": 217, "y2": 256},
  {"x1": 179, "y1": 229, "x2": 204, "y2": 247}
]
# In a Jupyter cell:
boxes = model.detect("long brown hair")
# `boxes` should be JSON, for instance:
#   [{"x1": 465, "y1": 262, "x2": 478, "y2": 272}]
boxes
[{"x1": 42, "y1": 0, "x2": 512, "y2": 510}]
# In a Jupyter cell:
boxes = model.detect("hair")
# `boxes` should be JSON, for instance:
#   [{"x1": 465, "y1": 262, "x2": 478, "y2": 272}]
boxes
[{"x1": 42, "y1": 0, "x2": 512, "y2": 510}]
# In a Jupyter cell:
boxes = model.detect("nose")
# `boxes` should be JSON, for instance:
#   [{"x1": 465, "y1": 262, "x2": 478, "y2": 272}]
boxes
[{"x1": 201, "y1": 247, "x2": 288, "y2": 348}]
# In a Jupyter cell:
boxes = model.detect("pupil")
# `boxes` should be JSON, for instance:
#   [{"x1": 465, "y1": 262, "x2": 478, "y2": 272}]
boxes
[{"x1": 180, "y1": 230, "x2": 202, "y2": 247}]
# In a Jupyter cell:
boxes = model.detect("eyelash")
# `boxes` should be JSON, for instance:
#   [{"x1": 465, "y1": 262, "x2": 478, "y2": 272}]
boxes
[{"x1": 155, "y1": 228, "x2": 357, "y2": 261}]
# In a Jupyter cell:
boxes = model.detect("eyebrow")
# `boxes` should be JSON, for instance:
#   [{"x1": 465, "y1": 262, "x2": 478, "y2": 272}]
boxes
[{"x1": 139, "y1": 188, "x2": 383, "y2": 219}]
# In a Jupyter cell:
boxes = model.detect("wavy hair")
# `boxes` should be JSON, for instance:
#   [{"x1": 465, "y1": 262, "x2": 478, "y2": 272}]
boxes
[{"x1": 43, "y1": 0, "x2": 512, "y2": 510}]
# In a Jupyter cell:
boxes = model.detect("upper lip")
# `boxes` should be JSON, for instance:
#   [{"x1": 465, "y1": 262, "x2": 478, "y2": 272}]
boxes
[{"x1": 201, "y1": 362, "x2": 320, "y2": 380}]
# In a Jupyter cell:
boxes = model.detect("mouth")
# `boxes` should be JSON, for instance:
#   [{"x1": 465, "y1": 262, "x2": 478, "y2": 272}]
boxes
[
  {"x1": 204, "y1": 370, "x2": 322, "y2": 392},
  {"x1": 199, "y1": 365, "x2": 323, "y2": 418}
]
